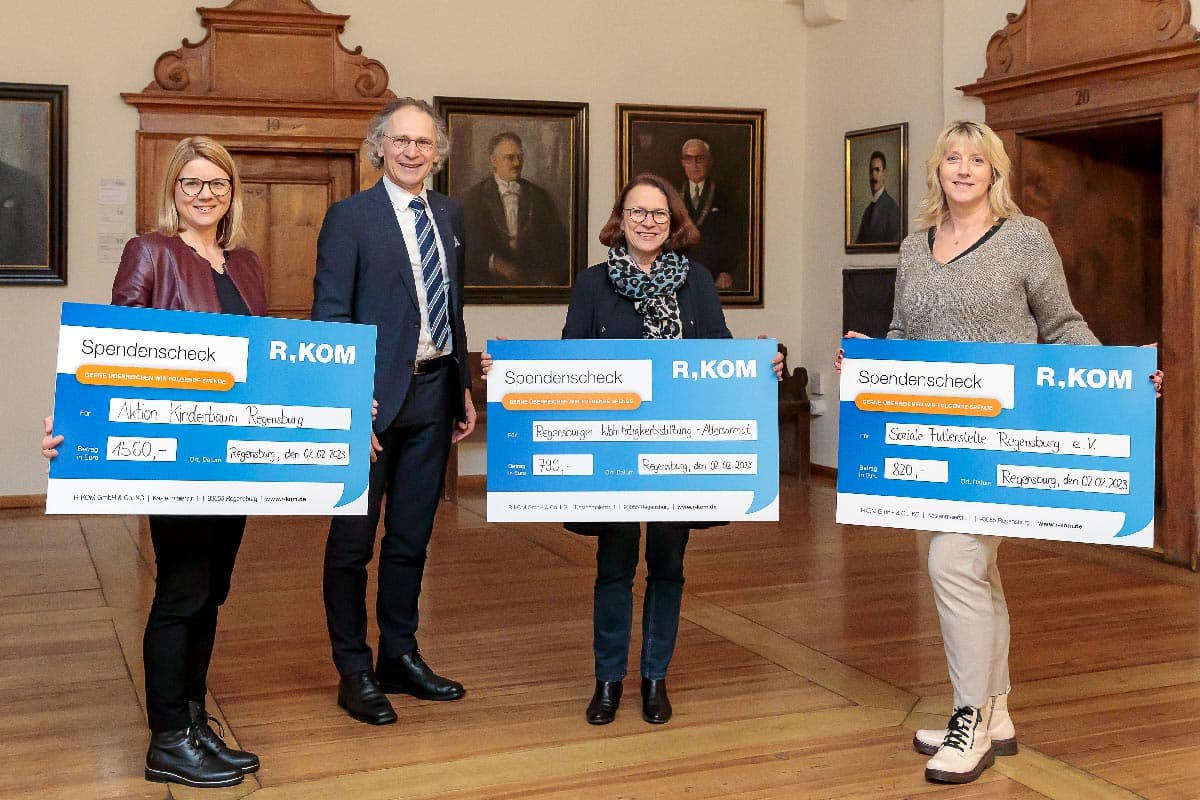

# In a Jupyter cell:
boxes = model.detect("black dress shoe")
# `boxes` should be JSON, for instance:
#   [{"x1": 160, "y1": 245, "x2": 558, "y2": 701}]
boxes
[
  {"x1": 188, "y1": 700, "x2": 259, "y2": 774},
  {"x1": 145, "y1": 726, "x2": 244, "y2": 788},
  {"x1": 641, "y1": 678, "x2": 672, "y2": 724},
  {"x1": 376, "y1": 650, "x2": 465, "y2": 701},
  {"x1": 337, "y1": 670, "x2": 397, "y2": 725},
  {"x1": 585, "y1": 680, "x2": 622, "y2": 725}
]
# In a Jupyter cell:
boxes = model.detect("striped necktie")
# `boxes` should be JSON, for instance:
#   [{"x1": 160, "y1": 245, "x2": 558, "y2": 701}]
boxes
[{"x1": 409, "y1": 196, "x2": 450, "y2": 352}]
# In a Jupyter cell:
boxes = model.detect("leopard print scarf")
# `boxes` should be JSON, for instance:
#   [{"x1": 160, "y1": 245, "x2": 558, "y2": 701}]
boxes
[{"x1": 605, "y1": 246, "x2": 689, "y2": 339}]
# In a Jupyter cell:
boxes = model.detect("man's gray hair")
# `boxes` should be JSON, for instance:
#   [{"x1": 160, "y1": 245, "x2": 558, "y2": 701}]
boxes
[
  {"x1": 365, "y1": 97, "x2": 451, "y2": 172},
  {"x1": 680, "y1": 138, "x2": 712, "y2": 157}
]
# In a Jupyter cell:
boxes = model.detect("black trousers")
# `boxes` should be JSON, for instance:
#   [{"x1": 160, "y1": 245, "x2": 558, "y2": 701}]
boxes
[
  {"x1": 143, "y1": 514, "x2": 245, "y2": 732},
  {"x1": 323, "y1": 363, "x2": 455, "y2": 676}
]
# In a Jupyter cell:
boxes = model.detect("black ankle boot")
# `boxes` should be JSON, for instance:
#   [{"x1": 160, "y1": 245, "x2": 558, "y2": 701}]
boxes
[
  {"x1": 641, "y1": 678, "x2": 672, "y2": 724},
  {"x1": 585, "y1": 680, "x2": 622, "y2": 725},
  {"x1": 145, "y1": 726, "x2": 244, "y2": 788},
  {"x1": 189, "y1": 700, "x2": 260, "y2": 774}
]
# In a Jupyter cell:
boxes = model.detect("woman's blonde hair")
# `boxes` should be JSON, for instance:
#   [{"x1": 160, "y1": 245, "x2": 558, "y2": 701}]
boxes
[
  {"x1": 153, "y1": 136, "x2": 247, "y2": 249},
  {"x1": 916, "y1": 120, "x2": 1021, "y2": 230}
]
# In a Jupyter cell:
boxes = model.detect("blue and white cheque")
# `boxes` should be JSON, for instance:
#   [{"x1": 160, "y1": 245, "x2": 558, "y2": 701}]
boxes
[
  {"x1": 836, "y1": 338, "x2": 1158, "y2": 546},
  {"x1": 47, "y1": 302, "x2": 376, "y2": 516},
  {"x1": 486, "y1": 339, "x2": 779, "y2": 523}
]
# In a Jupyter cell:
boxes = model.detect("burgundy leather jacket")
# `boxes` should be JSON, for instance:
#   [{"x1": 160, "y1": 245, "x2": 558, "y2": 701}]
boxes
[{"x1": 111, "y1": 231, "x2": 267, "y2": 315}]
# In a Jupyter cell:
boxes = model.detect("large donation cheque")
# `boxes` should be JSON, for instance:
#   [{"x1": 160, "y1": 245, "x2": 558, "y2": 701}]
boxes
[
  {"x1": 485, "y1": 338, "x2": 779, "y2": 523},
  {"x1": 47, "y1": 302, "x2": 376, "y2": 515},
  {"x1": 836, "y1": 338, "x2": 1158, "y2": 547}
]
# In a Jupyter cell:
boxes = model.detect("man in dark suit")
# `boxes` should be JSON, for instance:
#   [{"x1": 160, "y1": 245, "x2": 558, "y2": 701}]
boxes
[
  {"x1": 855, "y1": 150, "x2": 900, "y2": 244},
  {"x1": 0, "y1": 158, "x2": 47, "y2": 266},
  {"x1": 312, "y1": 97, "x2": 476, "y2": 725},
  {"x1": 462, "y1": 132, "x2": 568, "y2": 286},
  {"x1": 679, "y1": 138, "x2": 743, "y2": 291}
]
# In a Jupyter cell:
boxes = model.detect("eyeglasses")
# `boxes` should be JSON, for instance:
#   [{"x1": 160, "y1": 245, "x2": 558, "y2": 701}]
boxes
[
  {"x1": 177, "y1": 177, "x2": 232, "y2": 197},
  {"x1": 624, "y1": 207, "x2": 670, "y2": 225},
  {"x1": 381, "y1": 134, "x2": 437, "y2": 153}
]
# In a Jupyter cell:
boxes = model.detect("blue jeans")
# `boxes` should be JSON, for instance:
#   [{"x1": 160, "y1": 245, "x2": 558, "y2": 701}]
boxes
[{"x1": 593, "y1": 523, "x2": 690, "y2": 681}]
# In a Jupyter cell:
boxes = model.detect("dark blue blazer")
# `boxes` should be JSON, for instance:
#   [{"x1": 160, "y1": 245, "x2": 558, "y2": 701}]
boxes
[
  {"x1": 562, "y1": 260, "x2": 732, "y2": 340},
  {"x1": 561, "y1": 258, "x2": 732, "y2": 536},
  {"x1": 312, "y1": 180, "x2": 471, "y2": 431}
]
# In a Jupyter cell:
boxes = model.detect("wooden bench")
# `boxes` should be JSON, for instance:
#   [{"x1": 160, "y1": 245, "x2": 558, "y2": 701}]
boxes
[{"x1": 777, "y1": 344, "x2": 812, "y2": 479}]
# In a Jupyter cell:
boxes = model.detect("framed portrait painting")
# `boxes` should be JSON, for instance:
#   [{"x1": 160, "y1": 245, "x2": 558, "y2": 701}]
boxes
[
  {"x1": 616, "y1": 104, "x2": 765, "y2": 306},
  {"x1": 433, "y1": 96, "x2": 588, "y2": 304},
  {"x1": 845, "y1": 122, "x2": 907, "y2": 254},
  {"x1": 0, "y1": 82, "x2": 67, "y2": 284}
]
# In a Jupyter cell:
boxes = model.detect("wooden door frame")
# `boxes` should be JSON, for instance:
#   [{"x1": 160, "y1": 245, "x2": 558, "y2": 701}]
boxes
[
  {"x1": 961, "y1": 1, "x2": 1200, "y2": 569},
  {"x1": 122, "y1": 0, "x2": 393, "y2": 235}
]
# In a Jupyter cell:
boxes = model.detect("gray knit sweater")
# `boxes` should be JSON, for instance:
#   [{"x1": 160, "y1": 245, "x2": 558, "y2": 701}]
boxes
[{"x1": 887, "y1": 214, "x2": 1098, "y2": 346}]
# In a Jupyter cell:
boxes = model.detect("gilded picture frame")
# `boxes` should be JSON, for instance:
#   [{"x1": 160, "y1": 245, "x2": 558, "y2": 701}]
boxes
[
  {"x1": 0, "y1": 82, "x2": 67, "y2": 284},
  {"x1": 616, "y1": 104, "x2": 765, "y2": 306},
  {"x1": 434, "y1": 96, "x2": 588, "y2": 304},
  {"x1": 845, "y1": 122, "x2": 907, "y2": 254}
]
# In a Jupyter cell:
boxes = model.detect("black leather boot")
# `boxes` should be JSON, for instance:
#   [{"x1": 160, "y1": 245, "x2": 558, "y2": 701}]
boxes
[
  {"x1": 145, "y1": 726, "x2": 244, "y2": 788},
  {"x1": 337, "y1": 670, "x2": 397, "y2": 725},
  {"x1": 585, "y1": 680, "x2": 622, "y2": 725},
  {"x1": 641, "y1": 678, "x2": 672, "y2": 724},
  {"x1": 189, "y1": 700, "x2": 260, "y2": 774},
  {"x1": 376, "y1": 650, "x2": 465, "y2": 701}
]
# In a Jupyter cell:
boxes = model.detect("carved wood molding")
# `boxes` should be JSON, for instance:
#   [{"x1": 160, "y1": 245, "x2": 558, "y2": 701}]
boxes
[
  {"x1": 124, "y1": 0, "x2": 393, "y2": 112},
  {"x1": 978, "y1": 0, "x2": 1197, "y2": 82},
  {"x1": 957, "y1": 0, "x2": 1200, "y2": 570}
]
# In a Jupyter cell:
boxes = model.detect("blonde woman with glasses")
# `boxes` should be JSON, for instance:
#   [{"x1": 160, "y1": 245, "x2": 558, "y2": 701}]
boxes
[{"x1": 43, "y1": 136, "x2": 265, "y2": 789}]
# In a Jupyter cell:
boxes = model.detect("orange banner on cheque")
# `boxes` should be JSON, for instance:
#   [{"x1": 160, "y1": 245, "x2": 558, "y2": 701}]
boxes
[
  {"x1": 855, "y1": 393, "x2": 1001, "y2": 417},
  {"x1": 76, "y1": 364, "x2": 235, "y2": 392},
  {"x1": 502, "y1": 392, "x2": 642, "y2": 411}
]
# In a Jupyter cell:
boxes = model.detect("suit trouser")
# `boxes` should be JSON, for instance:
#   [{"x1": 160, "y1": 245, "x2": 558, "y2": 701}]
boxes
[
  {"x1": 593, "y1": 523, "x2": 690, "y2": 682},
  {"x1": 928, "y1": 531, "x2": 1011, "y2": 709},
  {"x1": 323, "y1": 363, "x2": 454, "y2": 676},
  {"x1": 143, "y1": 514, "x2": 245, "y2": 732}
]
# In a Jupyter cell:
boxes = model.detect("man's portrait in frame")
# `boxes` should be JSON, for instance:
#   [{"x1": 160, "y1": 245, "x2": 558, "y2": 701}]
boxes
[
  {"x1": 617, "y1": 104, "x2": 765, "y2": 306},
  {"x1": 845, "y1": 122, "x2": 907, "y2": 254},
  {"x1": 0, "y1": 82, "x2": 66, "y2": 284},
  {"x1": 434, "y1": 97, "x2": 587, "y2": 304}
]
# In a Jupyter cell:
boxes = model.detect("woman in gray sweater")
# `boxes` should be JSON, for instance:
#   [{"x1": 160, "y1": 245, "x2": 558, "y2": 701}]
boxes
[{"x1": 841, "y1": 120, "x2": 1161, "y2": 785}]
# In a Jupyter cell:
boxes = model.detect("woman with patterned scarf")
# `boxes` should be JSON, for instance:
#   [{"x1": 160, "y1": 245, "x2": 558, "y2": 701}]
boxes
[
  {"x1": 559, "y1": 173, "x2": 770, "y2": 727},
  {"x1": 480, "y1": 173, "x2": 780, "y2": 724}
]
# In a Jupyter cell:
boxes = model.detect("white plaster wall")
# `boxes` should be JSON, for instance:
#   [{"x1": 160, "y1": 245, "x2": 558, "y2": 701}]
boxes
[
  {"x1": 0, "y1": 0, "x2": 810, "y2": 494},
  {"x1": 0, "y1": 0, "x2": 1031, "y2": 494},
  {"x1": 802, "y1": 0, "x2": 1021, "y2": 469},
  {"x1": 799, "y1": 0, "x2": 945, "y2": 468}
]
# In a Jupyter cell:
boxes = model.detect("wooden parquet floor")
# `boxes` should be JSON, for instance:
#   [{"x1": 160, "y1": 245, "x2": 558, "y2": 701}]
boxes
[{"x1": 1, "y1": 475, "x2": 1198, "y2": 799}]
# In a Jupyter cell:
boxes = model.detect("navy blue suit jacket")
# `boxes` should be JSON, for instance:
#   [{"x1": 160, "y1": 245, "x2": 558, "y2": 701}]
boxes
[{"x1": 312, "y1": 180, "x2": 470, "y2": 431}]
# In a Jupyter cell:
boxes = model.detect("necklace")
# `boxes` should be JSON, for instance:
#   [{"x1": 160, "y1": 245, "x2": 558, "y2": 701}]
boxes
[{"x1": 948, "y1": 216, "x2": 994, "y2": 246}]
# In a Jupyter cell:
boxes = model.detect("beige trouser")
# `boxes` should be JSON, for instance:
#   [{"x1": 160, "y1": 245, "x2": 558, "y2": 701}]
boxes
[{"x1": 928, "y1": 532, "x2": 1011, "y2": 708}]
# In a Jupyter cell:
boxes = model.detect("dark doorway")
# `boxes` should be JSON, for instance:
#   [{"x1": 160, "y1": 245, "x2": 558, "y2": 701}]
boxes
[
  {"x1": 1020, "y1": 118, "x2": 1163, "y2": 348},
  {"x1": 1021, "y1": 118, "x2": 1165, "y2": 511}
]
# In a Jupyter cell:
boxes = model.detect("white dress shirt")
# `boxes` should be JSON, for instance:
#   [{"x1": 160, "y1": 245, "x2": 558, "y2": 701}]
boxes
[{"x1": 494, "y1": 175, "x2": 521, "y2": 240}]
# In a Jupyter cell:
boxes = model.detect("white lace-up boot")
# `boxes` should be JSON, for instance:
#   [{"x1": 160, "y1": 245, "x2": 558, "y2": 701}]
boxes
[
  {"x1": 924, "y1": 705, "x2": 995, "y2": 784},
  {"x1": 914, "y1": 692, "x2": 1017, "y2": 756}
]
